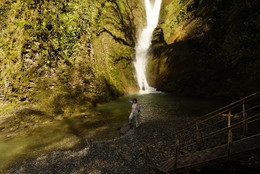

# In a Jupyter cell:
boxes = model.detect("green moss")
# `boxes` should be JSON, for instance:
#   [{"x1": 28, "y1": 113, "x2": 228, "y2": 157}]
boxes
[
  {"x1": 0, "y1": 0, "x2": 144, "y2": 114},
  {"x1": 0, "y1": 103, "x2": 19, "y2": 115}
]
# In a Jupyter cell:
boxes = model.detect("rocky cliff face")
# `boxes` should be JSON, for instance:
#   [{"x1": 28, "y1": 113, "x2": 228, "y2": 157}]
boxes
[
  {"x1": 0, "y1": 0, "x2": 144, "y2": 113},
  {"x1": 148, "y1": 0, "x2": 260, "y2": 99},
  {"x1": 1, "y1": 0, "x2": 259, "y2": 113}
]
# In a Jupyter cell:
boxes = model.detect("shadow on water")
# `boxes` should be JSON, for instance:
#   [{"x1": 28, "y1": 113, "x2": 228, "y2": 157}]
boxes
[{"x1": 0, "y1": 93, "x2": 226, "y2": 171}]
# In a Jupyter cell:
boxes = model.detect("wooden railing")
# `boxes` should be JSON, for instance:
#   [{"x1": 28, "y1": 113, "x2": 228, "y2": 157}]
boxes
[{"x1": 145, "y1": 91, "x2": 260, "y2": 173}]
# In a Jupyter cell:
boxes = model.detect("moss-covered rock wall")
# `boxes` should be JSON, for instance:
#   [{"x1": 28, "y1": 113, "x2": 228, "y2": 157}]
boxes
[
  {"x1": 1, "y1": 0, "x2": 259, "y2": 112},
  {"x1": 0, "y1": 0, "x2": 144, "y2": 113},
  {"x1": 148, "y1": 0, "x2": 260, "y2": 99}
]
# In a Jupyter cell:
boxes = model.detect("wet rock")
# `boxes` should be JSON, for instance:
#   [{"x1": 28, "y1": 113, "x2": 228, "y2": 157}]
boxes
[{"x1": 118, "y1": 123, "x2": 131, "y2": 135}]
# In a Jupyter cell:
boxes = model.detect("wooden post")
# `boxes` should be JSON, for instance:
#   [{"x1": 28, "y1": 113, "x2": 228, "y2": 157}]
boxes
[
  {"x1": 227, "y1": 111, "x2": 232, "y2": 160},
  {"x1": 242, "y1": 102, "x2": 248, "y2": 137},
  {"x1": 196, "y1": 123, "x2": 201, "y2": 151},
  {"x1": 145, "y1": 145, "x2": 157, "y2": 171},
  {"x1": 174, "y1": 133, "x2": 180, "y2": 172}
]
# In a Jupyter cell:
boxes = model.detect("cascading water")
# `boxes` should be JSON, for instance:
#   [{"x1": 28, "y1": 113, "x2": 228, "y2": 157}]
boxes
[{"x1": 134, "y1": 0, "x2": 162, "y2": 93}]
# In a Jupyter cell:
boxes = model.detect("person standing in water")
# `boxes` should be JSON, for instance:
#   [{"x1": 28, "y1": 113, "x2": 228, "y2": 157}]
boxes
[{"x1": 129, "y1": 98, "x2": 141, "y2": 128}]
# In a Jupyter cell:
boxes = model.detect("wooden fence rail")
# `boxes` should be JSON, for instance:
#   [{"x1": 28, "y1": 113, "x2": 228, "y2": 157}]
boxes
[{"x1": 145, "y1": 91, "x2": 260, "y2": 173}]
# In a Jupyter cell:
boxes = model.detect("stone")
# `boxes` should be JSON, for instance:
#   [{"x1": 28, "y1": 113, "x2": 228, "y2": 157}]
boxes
[{"x1": 118, "y1": 123, "x2": 131, "y2": 135}]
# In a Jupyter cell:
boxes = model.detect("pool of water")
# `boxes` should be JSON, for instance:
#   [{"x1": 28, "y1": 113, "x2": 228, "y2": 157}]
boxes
[{"x1": 0, "y1": 93, "x2": 225, "y2": 171}]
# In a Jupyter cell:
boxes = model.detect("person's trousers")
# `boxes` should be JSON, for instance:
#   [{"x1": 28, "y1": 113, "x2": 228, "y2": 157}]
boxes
[{"x1": 129, "y1": 112, "x2": 139, "y2": 127}]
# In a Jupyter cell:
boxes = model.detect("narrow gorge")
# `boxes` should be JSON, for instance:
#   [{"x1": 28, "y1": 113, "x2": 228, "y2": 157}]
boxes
[
  {"x1": 0, "y1": 0, "x2": 259, "y2": 173},
  {"x1": 1, "y1": 0, "x2": 259, "y2": 111}
]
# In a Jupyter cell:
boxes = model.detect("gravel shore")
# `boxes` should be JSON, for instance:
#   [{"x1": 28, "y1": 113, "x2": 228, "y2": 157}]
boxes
[{"x1": 4, "y1": 117, "x2": 187, "y2": 174}]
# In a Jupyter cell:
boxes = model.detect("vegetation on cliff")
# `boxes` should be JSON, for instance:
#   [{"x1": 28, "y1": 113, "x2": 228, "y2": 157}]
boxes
[
  {"x1": 1, "y1": 0, "x2": 259, "y2": 112},
  {"x1": 0, "y1": 0, "x2": 143, "y2": 114},
  {"x1": 148, "y1": 0, "x2": 260, "y2": 99}
]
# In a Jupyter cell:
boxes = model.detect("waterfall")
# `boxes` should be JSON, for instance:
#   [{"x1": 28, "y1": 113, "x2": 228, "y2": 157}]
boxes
[{"x1": 134, "y1": 0, "x2": 162, "y2": 93}]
